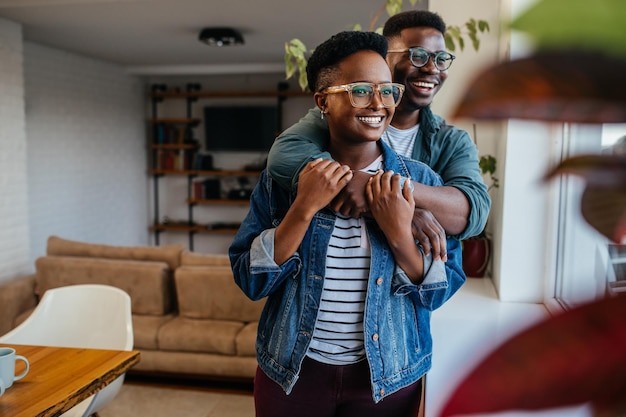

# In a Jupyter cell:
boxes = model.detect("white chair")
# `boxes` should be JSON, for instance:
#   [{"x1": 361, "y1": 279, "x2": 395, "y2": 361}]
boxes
[{"x1": 0, "y1": 284, "x2": 133, "y2": 417}]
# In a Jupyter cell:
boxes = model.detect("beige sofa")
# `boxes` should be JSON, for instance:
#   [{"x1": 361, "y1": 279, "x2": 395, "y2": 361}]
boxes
[{"x1": 0, "y1": 236, "x2": 264, "y2": 381}]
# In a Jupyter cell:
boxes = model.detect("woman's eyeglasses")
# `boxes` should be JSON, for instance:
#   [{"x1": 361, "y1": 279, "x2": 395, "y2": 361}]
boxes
[
  {"x1": 388, "y1": 47, "x2": 455, "y2": 71},
  {"x1": 322, "y1": 82, "x2": 405, "y2": 108}
]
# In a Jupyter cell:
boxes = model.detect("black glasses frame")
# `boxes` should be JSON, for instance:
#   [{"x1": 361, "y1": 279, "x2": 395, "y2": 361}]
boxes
[{"x1": 388, "y1": 47, "x2": 455, "y2": 71}]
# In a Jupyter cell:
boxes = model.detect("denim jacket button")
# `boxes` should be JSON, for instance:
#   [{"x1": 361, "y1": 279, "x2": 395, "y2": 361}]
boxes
[
  {"x1": 376, "y1": 277, "x2": 383, "y2": 285},
  {"x1": 380, "y1": 388, "x2": 385, "y2": 397},
  {"x1": 372, "y1": 333, "x2": 379, "y2": 341}
]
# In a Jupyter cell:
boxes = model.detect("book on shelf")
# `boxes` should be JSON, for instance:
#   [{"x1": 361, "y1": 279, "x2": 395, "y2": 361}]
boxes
[
  {"x1": 153, "y1": 123, "x2": 191, "y2": 145},
  {"x1": 192, "y1": 179, "x2": 204, "y2": 200},
  {"x1": 191, "y1": 178, "x2": 220, "y2": 199},
  {"x1": 192, "y1": 153, "x2": 214, "y2": 170},
  {"x1": 154, "y1": 148, "x2": 198, "y2": 171}
]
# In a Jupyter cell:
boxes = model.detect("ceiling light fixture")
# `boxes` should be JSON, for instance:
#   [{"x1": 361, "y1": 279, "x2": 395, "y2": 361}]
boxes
[{"x1": 198, "y1": 27, "x2": 245, "y2": 47}]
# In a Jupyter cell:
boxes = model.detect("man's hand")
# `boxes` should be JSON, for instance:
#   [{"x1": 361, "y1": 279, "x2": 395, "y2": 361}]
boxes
[
  {"x1": 412, "y1": 208, "x2": 447, "y2": 261},
  {"x1": 329, "y1": 170, "x2": 371, "y2": 217}
]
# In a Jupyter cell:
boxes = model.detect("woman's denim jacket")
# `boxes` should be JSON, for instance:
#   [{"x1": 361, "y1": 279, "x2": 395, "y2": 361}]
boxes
[{"x1": 229, "y1": 141, "x2": 466, "y2": 403}]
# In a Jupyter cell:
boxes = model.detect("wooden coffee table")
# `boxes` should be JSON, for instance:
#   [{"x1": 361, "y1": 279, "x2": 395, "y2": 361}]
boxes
[{"x1": 0, "y1": 344, "x2": 140, "y2": 417}]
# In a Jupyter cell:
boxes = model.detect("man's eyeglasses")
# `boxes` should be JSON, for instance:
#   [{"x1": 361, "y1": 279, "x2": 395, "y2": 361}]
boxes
[
  {"x1": 322, "y1": 82, "x2": 405, "y2": 109},
  {"x1": 388, "y1": 47, "x2": 455, "y2": 71}
]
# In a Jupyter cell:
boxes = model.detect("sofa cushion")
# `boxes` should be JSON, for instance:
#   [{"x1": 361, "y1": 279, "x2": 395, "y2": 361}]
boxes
[
  {"x1": 46, "y1": 235, "x2": 183, "y2": 270},
  {"x1": 132, "y1": 314, "x2": 175, "y2": 350},
  {"x1": 174, "y1": 266, "x2": 264, "y2": 322},
  {"x1": 35, "y1": 256, "x2": 174, "y2": 315},
  {"x1": 133, "y1": 350, "x2": 258, "y2": 379},
  {"x1": 158, "y1": 317, "x2": 243, "y2": 356},
  {"x1": 236, "y1": 322, "x2": 258, "y2": 357},
  {"x1": 180, "y1": 250, "x2": 230, "y2": 267}
]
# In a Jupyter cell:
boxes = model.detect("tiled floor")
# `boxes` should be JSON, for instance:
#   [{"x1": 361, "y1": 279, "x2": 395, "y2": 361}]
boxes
[{"x1": 98, "y1": 378, "x2": 254, "y2": 417}]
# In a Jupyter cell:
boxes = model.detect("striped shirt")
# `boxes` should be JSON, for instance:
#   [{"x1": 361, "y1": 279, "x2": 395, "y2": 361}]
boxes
[
  {"x1": 382, "y1": 123, "x2": 419, "y2": 157},
  {"x1": 307, "y1": 155, "x2": 383, "y2": 365}
]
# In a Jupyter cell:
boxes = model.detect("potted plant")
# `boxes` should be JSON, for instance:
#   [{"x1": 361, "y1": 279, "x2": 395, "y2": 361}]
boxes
[{"x1": 461, "y1": 152, "x2": 498, "y2": 277}]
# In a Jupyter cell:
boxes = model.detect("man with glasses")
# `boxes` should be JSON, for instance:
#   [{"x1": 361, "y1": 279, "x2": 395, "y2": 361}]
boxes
[{"x1": 267, "y1": 10, "x2": 490, "y2": 261}]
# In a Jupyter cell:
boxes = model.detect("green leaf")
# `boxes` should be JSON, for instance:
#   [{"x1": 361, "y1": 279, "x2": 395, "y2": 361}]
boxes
[
  {"x1": 510, "y1": 0, "x2": 626, "y2": 57},
  {"x1": 469, "y1": 32, "x2": 480, "y2": 51},
  {"x1": 385, "y1": 0, "x2": 402, "y2": 16},
  {"x1": 287, "y1": 39, "x2": 307, "y2": 58},
  {"x1": 465, "y1": 18, "x2": 477, "y2": 35},
  {"x1": 285, "y1": 58, "x2": 295, "y2": 79},
  {"x1": 478, "y1": 20, "x2": 490, "y2": 33},
  {"x1": 298, "y1": 70, "x2": 308, "y2": 92},
  {"x1": 447, "y1": 25, "x2": 460, "y2": 37},
  {"x1": 479, "y1": 155, "x2": 496, "y2": 175},
  {"x1": 287, "y1": 38, "x2": 306, "y2": 50},
  {"x1": 444, "y1": 33, "x2": 455, "y2": 51}
]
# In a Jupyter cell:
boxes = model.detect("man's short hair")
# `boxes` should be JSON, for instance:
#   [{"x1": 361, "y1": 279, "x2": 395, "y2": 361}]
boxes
[
  {"x1": 306, "y1": 31, "x2": 388, "y2": 92},
  {"x1": 383, "y1": 10, "x2": 447, "y2": 38}
]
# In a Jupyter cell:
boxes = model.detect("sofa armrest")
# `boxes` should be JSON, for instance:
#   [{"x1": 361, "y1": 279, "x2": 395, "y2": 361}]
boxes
[{"x1": 0, "y1": 275, "x2": 37, "y2": 335}]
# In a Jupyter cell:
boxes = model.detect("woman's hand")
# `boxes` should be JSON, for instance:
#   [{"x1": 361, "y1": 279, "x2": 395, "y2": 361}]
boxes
[
  {"x1": 294, "y1": 158, "x2": 353, "y2": 217},
  {"x1": 366, "y1": 170, "x2": 424, "y2": 282},
  {"x1": 366, "y1": 170, "x2": 415, "y2": 238},
  {"x1": 274, "y1": 159, "x2": 352, "y2": 265}
]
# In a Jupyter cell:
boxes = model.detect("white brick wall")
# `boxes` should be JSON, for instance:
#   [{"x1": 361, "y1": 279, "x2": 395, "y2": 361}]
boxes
[
  {"x1": 0, "y1": 18, "x2": 31, "y2": 283},
  {"x1": 24, "y1": 42, "x2": 149, "y2": 262}
]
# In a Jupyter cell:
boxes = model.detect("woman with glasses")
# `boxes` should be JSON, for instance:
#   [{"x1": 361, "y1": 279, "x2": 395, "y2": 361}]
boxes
[
  {"x1": 267, "y1": 10, "x2": 490, "y2": 265},
  {"x1": 229, "y1": 30, "x2": 465, "y2": 417}
]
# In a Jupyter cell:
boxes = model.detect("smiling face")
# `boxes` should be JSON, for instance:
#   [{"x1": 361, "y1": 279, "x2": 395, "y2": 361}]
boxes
[
  {"x1": 386, "y1": 26, "x2": 449, "y2": 115},
  {"x1": 317, "y1": 50, "x2": 395, "y2": 151}
]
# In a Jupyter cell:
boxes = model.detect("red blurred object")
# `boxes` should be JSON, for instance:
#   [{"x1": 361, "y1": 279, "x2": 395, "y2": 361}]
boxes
[
  {"x1": 453, "y1": 51, "x2": 626, "y2": 124},
  {"x1": 439, "y1": 294, "x2": 626, "y2": 417}
]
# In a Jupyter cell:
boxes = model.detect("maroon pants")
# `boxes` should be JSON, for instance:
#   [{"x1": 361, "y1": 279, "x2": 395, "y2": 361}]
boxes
[{"x1": 254, "y1": 357, "x2": 422, "y2": 417}]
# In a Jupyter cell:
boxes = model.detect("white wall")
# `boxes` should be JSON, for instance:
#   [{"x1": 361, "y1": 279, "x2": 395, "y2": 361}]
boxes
[
  {"x1": 430, "y1": 0, "x2": 505, "y2": 176},
  {"x1": 0, "y1": 16, "x2": 150, "y2": 280},
  {"x1": 24, "y1": 42, "x2": 149, "y2": 261},
  {"x1": 0, "y1": 17, "x2": 31, "y2": 283}
]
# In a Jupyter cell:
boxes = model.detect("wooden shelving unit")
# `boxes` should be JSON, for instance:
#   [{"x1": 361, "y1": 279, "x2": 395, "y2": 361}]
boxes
[{"x1": 148, "y1": 81, "x2": 301, "y2": 250}]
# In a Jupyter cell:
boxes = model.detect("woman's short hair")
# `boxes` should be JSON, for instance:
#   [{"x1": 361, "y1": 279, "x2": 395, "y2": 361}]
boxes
[{"x1": 306, "y1": 31, "x2": 388, "y2": 92}]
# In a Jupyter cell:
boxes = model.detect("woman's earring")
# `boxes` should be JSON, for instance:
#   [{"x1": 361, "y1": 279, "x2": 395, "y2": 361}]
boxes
[{"x1": 320, "y1": 109, "x2": 326, "y2": 120}]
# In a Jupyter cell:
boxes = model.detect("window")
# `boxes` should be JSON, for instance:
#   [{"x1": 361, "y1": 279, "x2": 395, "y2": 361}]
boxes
[{"x1": 554, "y1": 123, "x2": 626, "y2": 308}]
